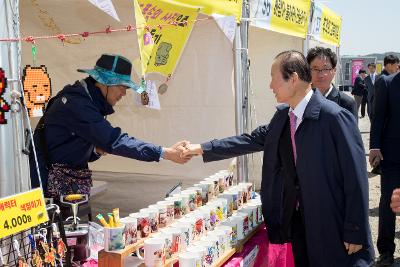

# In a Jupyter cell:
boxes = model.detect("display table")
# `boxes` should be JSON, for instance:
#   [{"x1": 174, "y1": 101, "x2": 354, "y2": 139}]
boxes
[
  {"x1": 98, "y1": 224, "x2": 263, "y2": 267},
  {"x1": 222, "y1": 224, "x2": 295, "y2": 267}
]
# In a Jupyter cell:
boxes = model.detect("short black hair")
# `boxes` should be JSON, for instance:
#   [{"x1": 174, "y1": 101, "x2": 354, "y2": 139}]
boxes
[
  {"x1": 275, "y1": 50, "x2": 312, "y2": 83},
  {"x1": 384, "y1": 54, "x2": 400, "y2": 66},
  {"x1": 359, "y1": 69, "x2": 367, "y2": 74},
  {"x1": 367, "y1": 63, "x2": 376, "y2": 68},
  {"x1": 306, "y1": 47, "x2": 337, "y2": 68}
]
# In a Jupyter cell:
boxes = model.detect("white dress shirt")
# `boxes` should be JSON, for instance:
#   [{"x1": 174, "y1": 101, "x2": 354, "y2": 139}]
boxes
[
  {"x1": 324, "y1": 85, "x2": 334, "y2": 97},
  {"x1": 289, "y1": 89, "x2": 313, "y2": 130}
]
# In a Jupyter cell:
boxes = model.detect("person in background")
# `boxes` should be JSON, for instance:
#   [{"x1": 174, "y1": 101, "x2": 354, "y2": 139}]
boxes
[
  {"x1": 364, "y1": 63, "x2": 377, "y2": 121},
  {"x1": 306, "y1": 47, "x2": 357, "y2": 119},
  {"x1": 370, "y1": 70, "x2": 400, "y2": 267},
  {"x1": 352, "y1": 69, "x2": 367, "y2": 118},
  {"x1": 29, "y1": 54, "x2": 190, "y2": 200},
  {"x1": 370, "y1": 55, "x2": 399, "y2": 176},
  {"x1": 379, "y1": 54, "x2": 399, "y2": 78}
]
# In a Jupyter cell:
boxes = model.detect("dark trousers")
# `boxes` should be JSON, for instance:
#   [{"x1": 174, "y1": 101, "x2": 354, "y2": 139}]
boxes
[
  {"x1": 291, "y1": 209, "x2": 310, "y2": 267},
  {"x1": 377, "y1": 160, "x2": 400, "y2": 256},
  {"x1": 361, "y1": 95, "x2": 367, "y2": 117},
  {"x1": 367, "y1": 99, "x2": 374, "y2": 121}
]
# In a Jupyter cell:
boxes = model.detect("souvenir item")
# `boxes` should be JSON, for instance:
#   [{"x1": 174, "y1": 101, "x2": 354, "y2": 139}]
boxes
[
  {"x1": 137, "y1": 238, "x2": 166, "y2": 267},
  {"x1": 22, "y1": 65, "x2": 52, "y2": 117}
]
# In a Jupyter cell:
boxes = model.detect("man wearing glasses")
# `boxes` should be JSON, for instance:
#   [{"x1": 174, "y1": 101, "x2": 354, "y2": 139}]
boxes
[{"x1": 306, "y1": 47, "x2": 357, "y2": 120}]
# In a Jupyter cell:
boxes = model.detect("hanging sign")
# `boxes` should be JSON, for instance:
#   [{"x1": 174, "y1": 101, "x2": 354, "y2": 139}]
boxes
[
  {"x1": 0, "y1": 189, "x2": 48, "y2": 239},
  {"x1": 22, "y1": 65, "x2": 52, "y2": 117},
  {"x1": 134, "y1": 0, "x2": 200, "y2": 77},
  {"x1": 171, "y1": 0, "x2": 243, "y2": 22},
  {"x1": 250, "y1": 0, "x2": 311, "y2": 38},
  {"x1": 351, "y1": 59, "x2": 364, "y2": 86},
  {"x1": 310, "y1": 2, "x2": 341, "y2": 47}
]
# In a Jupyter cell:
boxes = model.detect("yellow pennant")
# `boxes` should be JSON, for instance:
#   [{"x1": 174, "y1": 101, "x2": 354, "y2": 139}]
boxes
[
  {"x1": 134, "y1": 0, "x2": 200, "y2": 77},
  {"x1": 168, "y1": 0, "x2": 243, "y2": 22},
  {"x1": 251, "y1": 0, "x2": 311, "y2": 39},
  {"x1": 319, "y1": 4, "x2": 341, "y2": 47}
]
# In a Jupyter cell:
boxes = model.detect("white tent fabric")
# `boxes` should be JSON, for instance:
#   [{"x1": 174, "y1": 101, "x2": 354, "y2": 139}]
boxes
[
  {"x1": 20, "y1": 0, "x2": 235, "y2": 180},
  {"x1": 19, "y1": 0, "x2": 310, "y2": 188},
  {"x1": 247, "y1": 27, "x2": 304, "y2": 189}
]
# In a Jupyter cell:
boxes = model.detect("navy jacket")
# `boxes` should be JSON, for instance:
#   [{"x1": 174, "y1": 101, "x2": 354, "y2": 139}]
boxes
[
  {"x1": 370, "y1": 72, "x2": 400, "y2": 163},
  {"x1": 364, "y1": 75, "x2": 375, "y2": 104},
  {"x1": 30, "y1": 77, "x2": 162, "y2": 189},
  {"x1": 326, "y1": 85, "x2": 358, "y2": 119},
  {"x1": 201, "y1": 90, "x2": 374, "y2": 266},
  {"x1": 352, "y1": 76, "x2": 366, "y2": 96}
]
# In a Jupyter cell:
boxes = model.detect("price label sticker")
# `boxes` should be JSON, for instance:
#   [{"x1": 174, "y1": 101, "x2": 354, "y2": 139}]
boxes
[{"x1": 0, "y1": 188, "x2": 48, "y2": 238}]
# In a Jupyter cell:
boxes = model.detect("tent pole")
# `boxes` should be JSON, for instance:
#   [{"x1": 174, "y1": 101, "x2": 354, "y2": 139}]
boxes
[
  {"x1": 234, "y1": 22, "x2": 245, "y2": 183},
  {"x1": 0, "y1": 0, "x2": 30, "y2": 197},
  {"x1": 241, "y1": 0, "x2": 250, "y2": 183},
  {"x1": 234, "y1": 0, "x2": 251, "y2": 183}
]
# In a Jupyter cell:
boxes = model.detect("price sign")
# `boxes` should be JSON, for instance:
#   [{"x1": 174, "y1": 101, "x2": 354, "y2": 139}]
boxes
[{"x1": 0, "y1": 188, "x2": 48, "y2": 238}]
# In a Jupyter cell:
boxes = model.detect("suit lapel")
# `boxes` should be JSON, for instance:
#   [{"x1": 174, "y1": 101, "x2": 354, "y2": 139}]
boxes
[
  {"x1": 326, "y1": 86, "x2": 339, "y2": 103},
  {"x1": 303, "y1": 89, "x2": 322, "y2": 121}
]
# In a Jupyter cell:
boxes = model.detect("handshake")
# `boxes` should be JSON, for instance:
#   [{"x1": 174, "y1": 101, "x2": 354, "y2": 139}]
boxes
[{"x1": 163, "y1": 141, "x2": 204, "y2": 164}]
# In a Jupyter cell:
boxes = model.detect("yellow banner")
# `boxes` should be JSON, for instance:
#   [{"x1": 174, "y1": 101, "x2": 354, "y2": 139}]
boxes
[
  {"x1": 135, "y1": 0, "x2": 200, "y2": 77},
  {"x1": 170, "y1": 0, "x2": 242, "y2": 22},
  {"x1": 319, "y1": 4, "x2": 341, "y2": 46},
  {"x1": 270, "y1": 0, "x2": 311, "y2": 38},
  {"x1": 0, "y1": 189, "x2": 48, "y2": 238}
]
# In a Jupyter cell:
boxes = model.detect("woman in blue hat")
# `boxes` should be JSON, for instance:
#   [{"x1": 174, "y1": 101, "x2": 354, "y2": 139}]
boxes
[{"x1": 29, "y1": 54, "x2": 189, "y2": 199}]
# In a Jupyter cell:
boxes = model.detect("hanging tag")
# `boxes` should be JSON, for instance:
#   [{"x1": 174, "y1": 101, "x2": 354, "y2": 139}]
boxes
[
  {"x1": 31, "y1": 44, "x2": 37, "y2": 67},
  {"x1": 141, "y1": 91, "x2": 149, "y2": 105},
  {"x1": 140, "y1": 78, "x2": 149, "y2": 105},
  {"x1": 158, "y1": 83, "x2": 168, "y2": 94}
]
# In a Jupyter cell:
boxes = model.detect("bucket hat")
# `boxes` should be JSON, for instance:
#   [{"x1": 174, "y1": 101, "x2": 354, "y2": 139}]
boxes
[{"x1": 77, "y1": 54, "x2": 144, "y2": 93}]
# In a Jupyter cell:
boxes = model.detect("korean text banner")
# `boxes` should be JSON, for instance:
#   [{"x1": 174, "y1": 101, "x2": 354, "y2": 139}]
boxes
[
  {"x1": 169, "y1": 0, "x2": 243, "y2": 22},
  {"x1": 0, "y1": 189, "x2": 48, "y2": 239},
  {"x1": 134, "y1": 0, "x2": 200, "y2": 77},
  {"x1": 250, "y1": 0, "x2": 311, "y2": 39},
  {"x1": 310, "y1": 2, "x2": 341, "y2": 46}
]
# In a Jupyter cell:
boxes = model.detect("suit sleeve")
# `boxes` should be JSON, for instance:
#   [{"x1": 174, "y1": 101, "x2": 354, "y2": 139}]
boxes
[
  {"x1": 201, "y1": 124, "x2": 269, "y2": 162},
  {"x1": 344, "y1": 95, "x2": 358, "y2": 120},
  {"x1": 370, "y1": 76, "x2": 388, "y2": 149},
  {"x1": 64, "y1": 96, "x2": 162, "y2": 162},
  {"x1": 331, "y1": 110, "x2": 370, "y2": 245}
]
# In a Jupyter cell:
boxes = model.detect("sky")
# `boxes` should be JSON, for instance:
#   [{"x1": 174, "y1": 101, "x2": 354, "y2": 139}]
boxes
[{"x1": 325, "y1": 0, "x2": 399, "y2": 56}]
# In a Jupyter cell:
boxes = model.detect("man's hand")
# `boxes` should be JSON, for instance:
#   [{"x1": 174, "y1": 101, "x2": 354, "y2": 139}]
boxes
[
  {"x1": 181, "y1": 144, "x2": 203, "y2": 158},
  {"x1": 95, "y1": 147, "x2": 107, "y2": 156},
  {"x1": 369, "y1": 149, "x2": 383, "y2": 167},
  {"x1": 344, "y1": 242, "x2": 362, "y2": 255},
  {"x1": 390, "y1": 188, "x2": 400, "y2": 213},
  {"x1": 163, "y1": 141, "x2": 193, "y2": 164}
]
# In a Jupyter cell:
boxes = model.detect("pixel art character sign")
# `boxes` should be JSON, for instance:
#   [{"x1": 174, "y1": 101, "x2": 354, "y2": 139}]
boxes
[
  {"x1": 22, "y1": 65, "x2": 52, "y2": 117},
  {"x1": 0, "y1": 68, "x2": 10, "y2": 124}
]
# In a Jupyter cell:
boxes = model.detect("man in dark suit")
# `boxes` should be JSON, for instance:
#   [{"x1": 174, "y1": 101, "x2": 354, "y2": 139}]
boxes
[
  {"x1": 369, "y1": 55, "x2": 399, "y2": 175},
  {"x1": 182, "y1": 51, "x2": 374, "y2": 266},
  {"x1": 306, "y1": 46, "x2": 357, "y2": 120},
  {"x1": 352, "y1": 69, "x2": 367, "y2": 118},
  {"x1": 364, "y1": 63, "x2": 377, "y2": 121},
  {"x1": 379, "y1": 54, "x2": 399, "y2": 78},
  {"x1": 370, "y1": 71, "x2": 400, "y2": 267}
]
